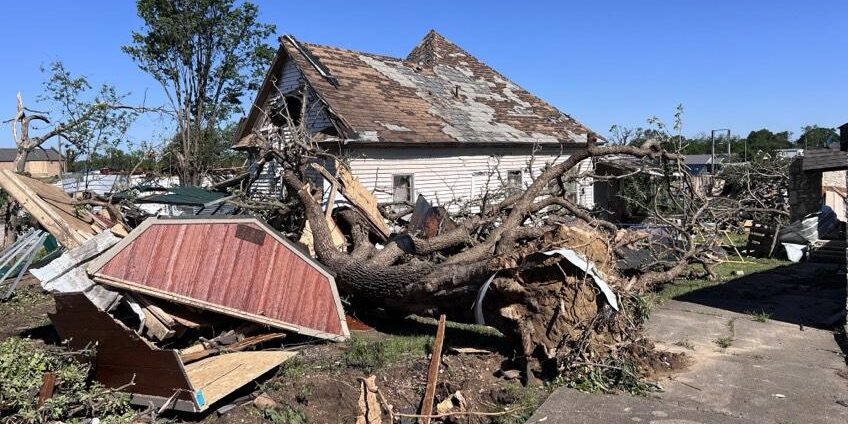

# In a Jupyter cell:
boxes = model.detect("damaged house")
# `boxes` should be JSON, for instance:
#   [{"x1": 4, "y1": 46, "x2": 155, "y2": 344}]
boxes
[{"x1": 234, "y1": 30, "x2": 599, "y2": 210}]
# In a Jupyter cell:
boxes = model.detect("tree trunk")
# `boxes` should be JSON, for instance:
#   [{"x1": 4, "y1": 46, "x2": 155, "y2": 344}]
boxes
[{"x1": 14, "y1": 149, "x2": 30, "y2": 174}]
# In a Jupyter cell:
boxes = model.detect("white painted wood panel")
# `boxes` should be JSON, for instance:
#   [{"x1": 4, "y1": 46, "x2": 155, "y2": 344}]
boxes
[{"x1": 342, "y1": 145, "x2": 594, "y2": 209}]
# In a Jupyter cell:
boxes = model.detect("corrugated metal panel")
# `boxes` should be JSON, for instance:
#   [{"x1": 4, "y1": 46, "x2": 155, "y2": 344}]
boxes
[
  {"x1": 58, "y1": 173, "x2": 130, "y2": 195},
  {"x1": 88, "y1": 217, "x2": 348, "y2": 340}
]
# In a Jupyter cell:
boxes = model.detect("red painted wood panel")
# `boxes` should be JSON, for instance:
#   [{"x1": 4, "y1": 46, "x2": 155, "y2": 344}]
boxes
[{"x1": 94, "y1": 220, "x2": 344, "y2": 338}]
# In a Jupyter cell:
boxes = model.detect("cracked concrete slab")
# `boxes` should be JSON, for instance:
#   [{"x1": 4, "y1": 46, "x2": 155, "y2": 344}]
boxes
[{"x1": 528, "y1": 263, "x2": 848, "y2": 423}]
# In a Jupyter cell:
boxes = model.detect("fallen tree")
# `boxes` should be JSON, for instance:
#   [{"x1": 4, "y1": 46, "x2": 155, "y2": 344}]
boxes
[{"x1": 231, "y1": 101, "x2": 732, "y2": 382}]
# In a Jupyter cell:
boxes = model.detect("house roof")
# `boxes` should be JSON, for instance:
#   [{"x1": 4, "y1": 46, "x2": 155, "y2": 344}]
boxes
[
  {"x1": 236, "y1": 30, "x2": 597, "y2": 147},
  {"x1": 0, "y1": 148, "x2": 63, "y2": 162},
  {"x1": 683, "y1": 154, "x2": 723, "y2": 166}
]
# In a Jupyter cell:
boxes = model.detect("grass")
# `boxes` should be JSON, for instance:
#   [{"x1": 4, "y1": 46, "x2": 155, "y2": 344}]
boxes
[
  {"x1": 492, "y1": 383, "x2": 546, "y2": 424},
  {"x1": 747, "y1": 310, "x2": 771, "y2": 323},
  {"x1": 342, "y1": 334, "x2": 432, "y2": 371},
  {"x1": 714, "y1": 318, "x2": 737, "y2": 349},
  {"x1": 655, "y1": 257, "x2": 787, "y2": 302}
]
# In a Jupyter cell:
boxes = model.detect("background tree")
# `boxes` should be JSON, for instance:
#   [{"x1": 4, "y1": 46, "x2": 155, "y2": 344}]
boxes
[
  {"x1": 40, "y1": 62, "x2": 138, "y2": 178},
  {"x1": 7, "y1": 62, "x2": 135, "y2": 175},
  {"x1": 744, "y1": 128, "x2": 792, "y2": 154},
  {"x1": 123, "y1": 0, "x2": 276, "y2": 186},
  {"x1": 797, "y1": 125, "x2": 838, "y2": 149}
]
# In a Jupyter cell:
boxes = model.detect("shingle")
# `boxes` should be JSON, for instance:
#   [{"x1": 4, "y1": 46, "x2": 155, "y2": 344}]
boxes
[{"x1": 249, "y1": 31, "x2": 598, "y2": 146}]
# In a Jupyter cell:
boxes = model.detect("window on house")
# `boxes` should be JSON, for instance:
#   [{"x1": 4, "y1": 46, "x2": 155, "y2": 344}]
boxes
[
  {"x1": 393, "y1": 174, "x2": 414, "y2": 203},
  {"x1": 270, "y1": 95, "x2": 303, "y2": 127},
  {"x1": 506, "y1": 170, "x2": 523, "y2": 192}
]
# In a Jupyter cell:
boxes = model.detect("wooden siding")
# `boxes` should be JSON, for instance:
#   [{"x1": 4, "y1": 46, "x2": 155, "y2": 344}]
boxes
[
  {"x1": 0, "y1": 160, "x2": 63, "y2": 178},
  {"x1": 339, "y1": 145, "x2": 594, "y2": 208},
  {"x1": 90, "y1": 218, "x2": 348, "y2": 340}
]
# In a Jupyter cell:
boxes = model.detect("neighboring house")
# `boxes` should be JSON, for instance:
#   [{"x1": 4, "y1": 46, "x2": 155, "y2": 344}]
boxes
[
  {"x1": 57, "y1": 172, "x2": 131, "y2": 196},
  {"x1": 0, "y1": 148, "x2": 64, "y2": 178},
  {"x1": 683, "y1": 154, "x2": 724, "y2": 176},
  {"x1": 234, "y1": 30, "x2": 598, "y2": 210}
]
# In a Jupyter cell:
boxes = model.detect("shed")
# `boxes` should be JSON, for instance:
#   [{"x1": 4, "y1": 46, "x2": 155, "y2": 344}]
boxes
[{"x1": 88, "y1": 216, "x2": 349, "y2": 341}]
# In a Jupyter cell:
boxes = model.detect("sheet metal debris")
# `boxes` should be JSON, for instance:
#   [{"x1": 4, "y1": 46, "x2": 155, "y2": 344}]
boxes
[
  {"x1": 541, "y1": 248, "x2": 619, "y2": 311},
  {"x1": 31, "y1": 230, "x2": 123, "y2": 311}
]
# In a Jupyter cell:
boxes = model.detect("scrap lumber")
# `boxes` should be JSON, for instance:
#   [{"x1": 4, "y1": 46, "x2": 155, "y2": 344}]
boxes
[
  {"x1": 0, "y1": 169, "x2": 96, "y2": 248},
  {"x1": 88, "y1": 217, "x2": 350, "y2": 341},
  {"x1": 299, "y1": 217, "x2": 346, "y2": 256},
  {"x1": 309, "y1": 163, "x2": 390, "y2": 239},
  {"x1": 50, "y1": 292, "x2": 296, "y2": 413},
  {"x1": 180, "y1": 333, "x2": 284, "y2": 364},
  {"x1": 37, "y1": 373, "x2": 56, "y2": 407},
  {"x1": 419, "y1": 315, "x2": 446, "y2": 424},
  {"x1": 355, "y1": 375, "x2": 383, "y2": 424},
  {"x1": 746, "y1": 221, "x2": 780, "y2": 257}
]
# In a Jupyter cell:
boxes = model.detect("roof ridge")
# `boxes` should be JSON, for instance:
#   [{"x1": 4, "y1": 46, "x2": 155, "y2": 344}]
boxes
[{"x1": 296, "y1": 39, "x2": 404, "y2": 62}]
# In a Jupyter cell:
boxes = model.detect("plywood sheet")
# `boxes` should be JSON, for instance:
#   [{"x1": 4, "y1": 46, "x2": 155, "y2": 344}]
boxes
[
  {"x1": 185, "y1": 351, "x2": 296, "y2": 406},
  {"x1": 49, "y1": 293, "x2": 194, "y2": 402}
]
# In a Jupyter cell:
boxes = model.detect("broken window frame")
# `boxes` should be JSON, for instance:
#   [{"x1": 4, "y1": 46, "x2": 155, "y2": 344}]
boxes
[
  {"x1": 392, "y1": 174, "x2": 414, "y2": 203},
  {"x1": 506, "y1": 170, "x2": 523, "y2": 192}
]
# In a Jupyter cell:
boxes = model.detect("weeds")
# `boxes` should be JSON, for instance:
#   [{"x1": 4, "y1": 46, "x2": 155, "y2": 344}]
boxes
[
  {"x1": 714, "y1": 318, "x2": 736, "y2": 348},
  {"x1": 714, "y1": 337, "x2": 734, "y2": 349},
  {"x1": 747, "y1": 310, "x2": 771, "y2": 323},
  {"x1": 674, "y1": 340, "x2": 695, "y2": 350},
  {"x1": 261, "y1": 404, "x2": 308, "y2": 424},
  {"x1": 0, "y1": 337, "x2": 132, "y2": 423},
  {"x1": 491, "y1": 383, "x2": 544, "y2": 424}
]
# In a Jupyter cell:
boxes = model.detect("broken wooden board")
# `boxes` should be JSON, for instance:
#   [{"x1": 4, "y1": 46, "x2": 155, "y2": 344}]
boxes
[
  {"x1": 88, "y1": 217, "x2": 350, "y2": 341},
  {"x1": 0, "y1": 169, "x2": 96, "y2": 248},
  {"x1": 180, "y1": 333, "x2": 284, "y2": 364},
  {"x1": 310, "y1": 163, "x2": 390, "y2": 240},
  {"x1": 50, "y1": 292, "x2": 296, "y2": 412},
  {"x1": 299, "y1": 217, "x2": 346, "y2": 256}
]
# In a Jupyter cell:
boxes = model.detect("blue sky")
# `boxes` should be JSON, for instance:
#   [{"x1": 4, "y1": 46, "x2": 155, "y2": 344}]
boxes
[{"x1": 1, "y1": 1, "x2": 846, "y2": 150}]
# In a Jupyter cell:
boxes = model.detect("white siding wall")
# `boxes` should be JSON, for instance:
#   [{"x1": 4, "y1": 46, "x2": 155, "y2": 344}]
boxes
[{"x1": 342, "y1": 145, "x2": 594, "y2": 209}]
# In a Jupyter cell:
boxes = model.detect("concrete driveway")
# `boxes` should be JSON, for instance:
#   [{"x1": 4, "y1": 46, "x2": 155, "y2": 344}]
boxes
[{"x1": 528, "y1": 262, "x2": 848, "y2": 424}]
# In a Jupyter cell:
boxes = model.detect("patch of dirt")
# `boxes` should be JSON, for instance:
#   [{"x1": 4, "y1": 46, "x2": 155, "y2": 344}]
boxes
[
  {"x1": 626, "y1": 340, "x2": 690, "y2": 379},
  {"x1": 0, "y1": 275, "x2": 55, "y2": 340},
  {"x1": 202, "y1": 332, "x2": 527, "y2": 424}
]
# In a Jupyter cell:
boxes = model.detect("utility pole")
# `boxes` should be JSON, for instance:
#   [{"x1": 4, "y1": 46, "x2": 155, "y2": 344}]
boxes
[{"x1": 711, "y1": 129, "x2": 731, "y2": 173}]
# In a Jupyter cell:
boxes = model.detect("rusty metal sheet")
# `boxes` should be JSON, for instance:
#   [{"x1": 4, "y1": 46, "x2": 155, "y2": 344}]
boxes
[
  {"x1": 88, "y1": 217, "x2": 349, "y2": 341},
  {"x1": 408, "y1": 195, "x2": 457, "y2": 238}
]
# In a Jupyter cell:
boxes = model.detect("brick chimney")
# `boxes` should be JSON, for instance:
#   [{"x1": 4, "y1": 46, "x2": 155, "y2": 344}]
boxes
[{"x1": 841, "y1": 122, "x2": 848, "y2": 151}]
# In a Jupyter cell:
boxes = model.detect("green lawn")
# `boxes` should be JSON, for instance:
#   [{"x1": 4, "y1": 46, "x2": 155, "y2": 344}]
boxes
[{"x1": 654, "y1": 256, "x2": 788, "y2": 302}]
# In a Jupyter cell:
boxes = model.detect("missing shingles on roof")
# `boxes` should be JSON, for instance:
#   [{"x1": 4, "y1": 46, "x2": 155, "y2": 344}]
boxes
[
  {"x1": 357, "y1": 54, "x2": 561, "y2": 143},
  {"x1": 376, "y1": 122, "x2": 412, "y2": 132}
]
